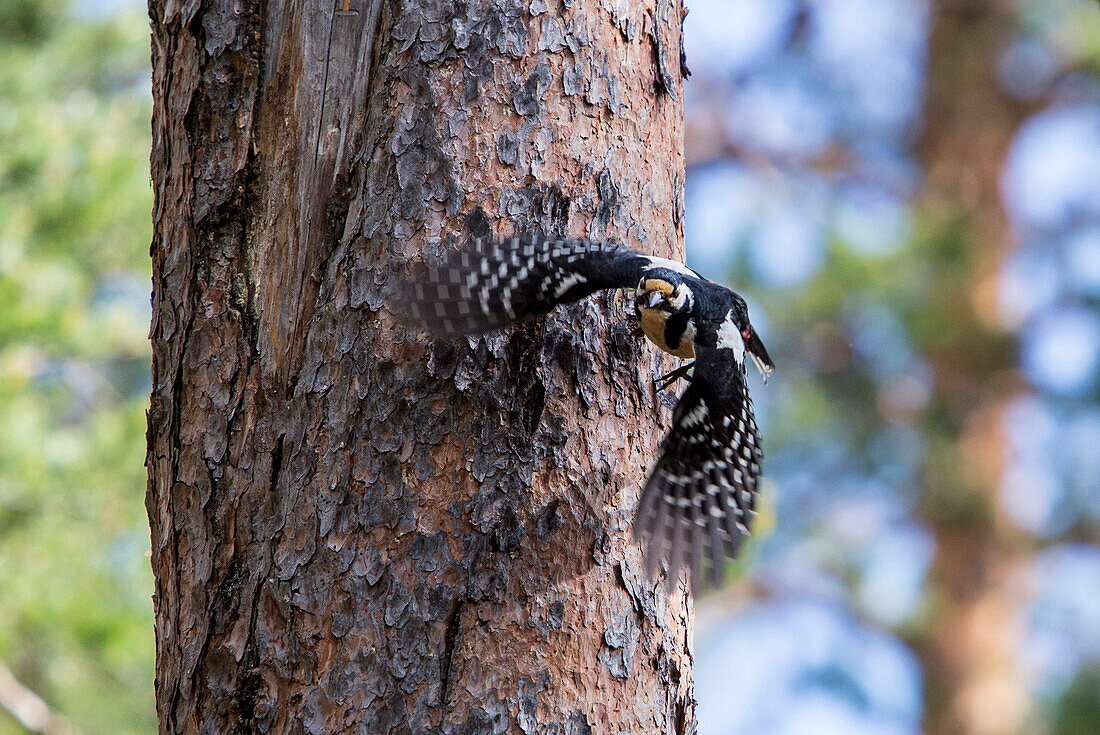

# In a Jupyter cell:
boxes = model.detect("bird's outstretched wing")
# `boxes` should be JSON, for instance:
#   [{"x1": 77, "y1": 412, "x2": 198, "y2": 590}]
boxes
[
  {"x1": 634, "y1": 344, "x2": 763, "y2": 590},
  {"x1": 404, "y1": 236, "x2": 672, "y2": 335}
]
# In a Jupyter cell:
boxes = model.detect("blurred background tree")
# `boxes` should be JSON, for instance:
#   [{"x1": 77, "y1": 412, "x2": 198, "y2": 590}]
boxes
[
  {"x1": 0, "y1": 0, "x2": 1096, "y2": 734},
  {"x1": 684, "y1": 2, "x2": 1100, "y2": 735}
]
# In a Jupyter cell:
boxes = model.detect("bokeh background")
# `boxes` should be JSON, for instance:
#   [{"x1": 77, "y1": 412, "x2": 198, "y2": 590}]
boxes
[{"x1": 0, "y1": 1, "x2": 1097, "y2": 734}]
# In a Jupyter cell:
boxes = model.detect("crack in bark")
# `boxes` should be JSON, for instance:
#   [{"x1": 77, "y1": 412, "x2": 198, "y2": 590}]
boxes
[
  {"x1": 230, "y1": 435, "x2": 283, "y2": 733},
  {"x1": 646, "y1": 7, "x2": 677, "y2": 100},
  {"x1": 269, "y1": 434, "x2": 285, "y2": 504},
  {"x1": 163, "y1": 296, "x2": 196, "y2": 732},
  {"x1": 439, "y1": 596, "x2": 465, "y2": 708},
  {"x1": 674, "y1": 695, "x2": 690, "y2": 735}
]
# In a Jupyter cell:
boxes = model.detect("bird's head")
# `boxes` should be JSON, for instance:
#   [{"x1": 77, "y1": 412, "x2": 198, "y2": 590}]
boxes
[{"x1": 635, "y1": 270, "x2": 694, "y2": 317}]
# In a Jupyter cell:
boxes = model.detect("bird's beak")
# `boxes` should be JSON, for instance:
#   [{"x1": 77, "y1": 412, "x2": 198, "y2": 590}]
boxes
[{"x1": 645, "y1": 291, "x2": 665, "y2": 309}]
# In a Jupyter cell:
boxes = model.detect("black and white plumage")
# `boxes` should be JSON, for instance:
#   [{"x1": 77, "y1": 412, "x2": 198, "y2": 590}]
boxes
[
  {"x1": 406, "y1": 237, "x2": 672, "y2": 335},
  {"x1": 633, "y1": 344, "x2": 763, "y2": 588},
  {"x1": 404, "y1": 236, "x2": 774, "y2": 590}
]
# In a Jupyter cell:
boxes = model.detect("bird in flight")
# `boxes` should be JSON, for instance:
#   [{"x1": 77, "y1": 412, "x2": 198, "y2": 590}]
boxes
[{"x1": 404, "y1": 236, "x2": 774, "y2": 590}]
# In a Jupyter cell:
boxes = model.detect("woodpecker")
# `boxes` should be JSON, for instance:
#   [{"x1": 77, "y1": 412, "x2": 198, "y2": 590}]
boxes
[{"x1": 404, "y1": 236, "x2": 774, "y2": 589}]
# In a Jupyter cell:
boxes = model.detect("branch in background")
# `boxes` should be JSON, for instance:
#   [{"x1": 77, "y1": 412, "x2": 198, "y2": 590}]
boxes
[
  {"x1": 0, "y1": 662, "x2": 81, "y2": 735},
  {"x1": 685, "y1": 103, "x2": 914, "y2": 199}
]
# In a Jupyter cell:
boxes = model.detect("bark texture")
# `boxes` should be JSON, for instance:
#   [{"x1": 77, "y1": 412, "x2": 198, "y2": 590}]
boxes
[{"x1": 147, "y1": 1, "x2": 695, "y2": 733}]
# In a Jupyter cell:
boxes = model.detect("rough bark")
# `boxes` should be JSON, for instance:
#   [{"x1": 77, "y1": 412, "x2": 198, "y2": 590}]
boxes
[{"x1": 147, "y1": 1, "x2": 695, "y2": 734}]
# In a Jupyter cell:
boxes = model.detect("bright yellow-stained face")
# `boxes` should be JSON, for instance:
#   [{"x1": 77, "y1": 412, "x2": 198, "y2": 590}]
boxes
[{"x1": 635, "y1": 278, "x2": 696, "y2": 358}]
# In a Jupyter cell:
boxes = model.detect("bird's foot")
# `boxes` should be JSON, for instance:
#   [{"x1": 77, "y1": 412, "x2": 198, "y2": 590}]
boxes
[{"x1": 655, "y1": 361, "x2": 695, "y2": 391}]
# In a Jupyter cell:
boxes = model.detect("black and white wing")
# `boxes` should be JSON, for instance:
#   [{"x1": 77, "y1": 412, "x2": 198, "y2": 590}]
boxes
[
  {"x1": 633, "y1": 344, "x2": 763, "y2": 590},
  {"x1": 404, "y1": 236, "x2": 685, "y2": 335}
]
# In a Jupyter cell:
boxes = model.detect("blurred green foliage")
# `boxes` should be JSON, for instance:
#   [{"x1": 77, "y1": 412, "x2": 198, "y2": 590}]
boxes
[
  {"x1": 0, "y1": 1, "x2": 154, "y2": 733},
  {"x1": 1051, "y1": 667, "x2": 1100, "y2": 735}
]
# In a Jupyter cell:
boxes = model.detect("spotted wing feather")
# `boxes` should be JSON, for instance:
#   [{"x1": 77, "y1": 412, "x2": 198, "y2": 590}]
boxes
[
  {"x1": 404, "y1": 236, "x2": 652, "y2": 335},
  {"x1": 634, "y1": 344, "x2": 763, "y2": 590}
]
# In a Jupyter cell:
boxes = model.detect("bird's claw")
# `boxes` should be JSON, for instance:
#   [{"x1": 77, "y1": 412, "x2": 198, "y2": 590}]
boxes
[{"x1": 655, "y1": 361, "x2": 695, "y2": 391}]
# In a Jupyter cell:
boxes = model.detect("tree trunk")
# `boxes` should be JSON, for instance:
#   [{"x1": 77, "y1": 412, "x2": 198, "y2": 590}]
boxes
[
  {"x1": 147, "y1": 1, "x2": 695, "y2": 734},
  {"x1": 915, "y1": 3, "x2": 1033, "y2": 734}
]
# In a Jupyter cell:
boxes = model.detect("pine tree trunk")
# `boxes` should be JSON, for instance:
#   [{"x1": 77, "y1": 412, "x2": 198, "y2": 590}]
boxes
[
  {"x1": 147, "y1": 1, "x2": 695, "y2": 733},
  {"x1": 915, "y1": 3, "x2": 1033, "y2": 734}
]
